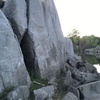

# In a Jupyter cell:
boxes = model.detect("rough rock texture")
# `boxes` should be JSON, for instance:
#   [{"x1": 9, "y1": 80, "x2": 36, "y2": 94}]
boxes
[
  {"x1": 1, "y1": 0, "x2": 100, "y2": 100},
  {"x1": 2, "y1": 0, "x2": 65, "y2": 80},
  {"x1": 27, "y1": 0, "x2": 65, "y2": 79},
  {"x1": 63, "y1": 70, "x2": 73, "y2": 88},
  {"x1": 3, "y1": 0, "x2": 27, "y2": 42},
  {"x1": 85, "y1": 62, "x2": 97, "y2": 73},
  {"x1": 65, "y1": 38, "x2": 75, "y2": 58},
  {"x1": 7, "y1": 86, "x2": 29, "y2": 100},
  {"x1": 0, "y1": 10, "x2": 31, "y2": 94},
  {"x1": 65, "y1": 37, "x2": 82, "y2": 62},
  {"x1": 33, "y1": 85, "x2": 56, "y2": 100},
  {"x1": 72, "y1": 68, "x2": 100, "y2": 84},
  {"x1": 62, "y1": 92, "x2": 78, "y2": 100},
  {"x1": 78, "y1": 81, "x2": 100, "y2": 100}
]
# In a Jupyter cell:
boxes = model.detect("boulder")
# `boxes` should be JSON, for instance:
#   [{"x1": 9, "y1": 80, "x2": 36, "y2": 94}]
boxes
[
  {"x1": 3, "y1": 0, "x2": 27, "y2": 42},
  {"x1": 62, "y1": 92, "x2": 78, "y2": 100},
  {"x1": 72, "y1": 68, "x2": 100, "y2": 84},
  {"x1": 65, "y1": 38, "x2": 75, "y2": 58},
  {"x1": 48, "y1": 77, "x2": 57, "y2": 86},
  {"x1": 7, "y1": 86, "x2": 30, "y2": 100},
  {"x1": 66, "y1": 86, "x2": 80, "y2": 99},
  {"x1": 27, "y1": 0, "x2": 65, "y2": 79},
  {"x1": 85, "y1": 63, "x2": 97, "y2": 73},
  {"x1": 63, "y1": 70, "x2": 73, "y2": 88},
  {"x1": 0, "y1": 10, "x2": 31, "y2": 94},
  {"x1": 78, "y1": 81, "x2": 100, "y2": 100},
  {"x1": 33, "y1": 85, "x2": 56, "y2": 100}
]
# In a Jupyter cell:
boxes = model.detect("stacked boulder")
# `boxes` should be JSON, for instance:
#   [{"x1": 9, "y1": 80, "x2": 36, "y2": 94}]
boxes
[
  {"x1": 0, "y1": 0, "x2": 100, "y2": 100},
  {"x1": 0, "y1": 9, "x2": 31, "y2": 99},
  {"x1": 59, "y1": 38, "x2": 100, "y2": 100},
  {"x1": 0, "y1": 0, "x2": 65, "y2": 99}
]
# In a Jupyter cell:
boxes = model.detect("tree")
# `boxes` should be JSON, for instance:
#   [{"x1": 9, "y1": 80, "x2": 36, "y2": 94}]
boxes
[
  {"x1": 67, "y1": 29, "x2": 80, "y2": 37},
  {"x1": 67, "y1": 29, "x2": 81, "y2": 55}
]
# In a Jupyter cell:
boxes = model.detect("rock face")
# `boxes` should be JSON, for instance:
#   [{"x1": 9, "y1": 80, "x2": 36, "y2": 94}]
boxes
[
  {"x1": 1, "y1": 0, "x2": 100, "y2": 100},
  {"x1": 85, "y1": 46, "x2": 100, "y2": 54},
  {"x1": 0, "y1": 10, "x2": 31, "y2": 94},
  {"x1": 78, "y1": 81, "x2": 100, "y2": 100},
  {"x1": 62, "y1": 92, "x2": 78, "y2": 100},
  {"x1": 65, "y1": 37, "x2": 82, "y2": 62},
  {"x1": 7, "y1": 86, "x2": 30, "y2": 100},
  {"x1": 33, "y1": 85, "x2": 56, "y2": 100},
  {"x1": 27, "y1": 0, "x2": 65, "y2": 79},
  {"x1": 65, "y1": 38, "x2": 75, "y2": 58},
  {"x1": 3, "y1": 0, "x2": 27, "y2": 42},
  {"x1": 3, "y1": 0, "x2": 65, "y2": 79}
]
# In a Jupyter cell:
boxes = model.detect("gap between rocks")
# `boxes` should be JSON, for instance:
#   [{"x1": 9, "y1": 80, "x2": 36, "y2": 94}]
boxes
[{"x1": 20, "y1": 30, "x2": 39, "y2": 79}]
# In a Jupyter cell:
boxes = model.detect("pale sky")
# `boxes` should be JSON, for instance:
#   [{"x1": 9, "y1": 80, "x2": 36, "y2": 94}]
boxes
[{"x1": 54, "y1": 0, "x2": 100, "y2": 37}]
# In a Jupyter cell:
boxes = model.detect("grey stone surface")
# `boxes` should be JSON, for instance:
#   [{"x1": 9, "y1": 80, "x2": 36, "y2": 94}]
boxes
[
  {"x1": 65, "y1": 38, "x2": 75, "y2": 58},
  {"x1": 62, "y1": 92, "x2": 78, "y2": 100},
  {"x1": 48, "y1": 77, "x2": 57, "y2": 86},
  {"x1": 85, "y1": 62, "x2": 97, "y2": 73},
  {"x1": 63, "y1": 70, "x2": 72, "y2": 88},
  {"x1": 78, "y1": 81, "x2": 100, "y2": 100},
  {"x1": 0, "y1": 10, "x2": 31, "y2": 94},
  {"x1": 34, "y1": 85, "x2": 56, "y2": 100},
  {"x1": 3, "y1": 0, "x2": 27, "y2": 42},
  {"x1": 34, "y1": 89, "x2": 48, "y2": 100},
  {"x1": 28, "y1": 0, "x2": 65, "y2": 79},
  {"x1": 72, "y1": 68, "x2": 100, "y2": 84},
  {"x1": 65, "y1": 38, "x2": 82, "y2": 62},
  {"x1": 7, "y1": 86, "x2": 29, "y2": 100},
  {"x1": 67, "y1": 86, "x2": 80, "y2": 99}
]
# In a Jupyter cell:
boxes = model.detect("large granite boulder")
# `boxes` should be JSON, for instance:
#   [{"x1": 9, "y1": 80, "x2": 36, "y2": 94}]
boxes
[
  {"x1": 78, "y1": 81, "x2": 100, "y2": 100},
  {"x1": 0, "y1": 10, "x2": 31, "y2": 94},
  {"x1": 27, "y1": 0, "x2": 65, "y2": 79},
  {"x1": 3, "y1": 0, "x2": 27, "y2": 42}
]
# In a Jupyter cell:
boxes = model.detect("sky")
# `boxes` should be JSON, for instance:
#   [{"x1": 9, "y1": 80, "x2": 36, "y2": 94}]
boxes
[{"x1": 54, "y1": 0, "x2": 100, "y2": 37}]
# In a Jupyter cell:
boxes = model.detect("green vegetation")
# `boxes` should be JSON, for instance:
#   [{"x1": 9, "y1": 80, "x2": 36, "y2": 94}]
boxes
[
  {"x1": 68, "y1": 29, "x2": 100, "y2": 53},
  {"x1": 30, "y1": 78, "x2": 48, "y2": 91},
  {"x1": 0, "y1": 87, "x2": 14, "y2": 100},
  {"x1": 81, "y1": 53, "x2": 100, "y2": 65},
  {"x1": 29, "y1": 78, "x2": 48, "y2": 100}
]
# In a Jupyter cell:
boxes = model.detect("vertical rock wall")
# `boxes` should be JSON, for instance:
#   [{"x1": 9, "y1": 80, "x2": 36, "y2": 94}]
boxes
[
  {"x1": 0, "y1": 10, "x2": 31, "y2": 94},
  {"x1": 3, "y1": 0, "x2": 65, "y2": 79},
  {"x1": 28, "y1": 0, "x2": 65, "y2": 78}
]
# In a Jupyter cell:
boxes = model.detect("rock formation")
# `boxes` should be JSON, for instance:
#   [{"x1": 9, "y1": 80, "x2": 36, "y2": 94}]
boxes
[
  {"x1": 85, "y1": 46, "x2": 100, "y2": 58},
  {"x1": 27, "y1": 0, "x2": 65, "y2": 79},
  {"x1": 0, "y1": 0, "x2": 100, "y2": 100},
  {"x1": 3, "y1": 0, "x2": 65, "y2": 79},
  {"x1": 3, "y1": 0, "x2": 27, "y2": 42},
  {"x1": 0, "y1": 10, "x2": 31, "y2": 95}
]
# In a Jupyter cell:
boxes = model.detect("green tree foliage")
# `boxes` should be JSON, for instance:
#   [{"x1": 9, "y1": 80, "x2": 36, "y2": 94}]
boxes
[
  {"x1": 68, "y1": 29, "x2": 100, "y2": 52},
  {"x1": 67, "y1": 29, "x2": 80, "y2": 54},
  {"x1": 67, "y1": 29, "x2": 80, "y2": 37}
]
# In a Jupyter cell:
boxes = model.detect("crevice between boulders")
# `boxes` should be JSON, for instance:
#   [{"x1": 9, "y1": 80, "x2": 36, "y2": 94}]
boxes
[
  {"x1": 20, "y1": 29, "x2": 40, "y2": 79},
  {"x1": 20, "y1": 0, "x2": 40, "y2": 79}
]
